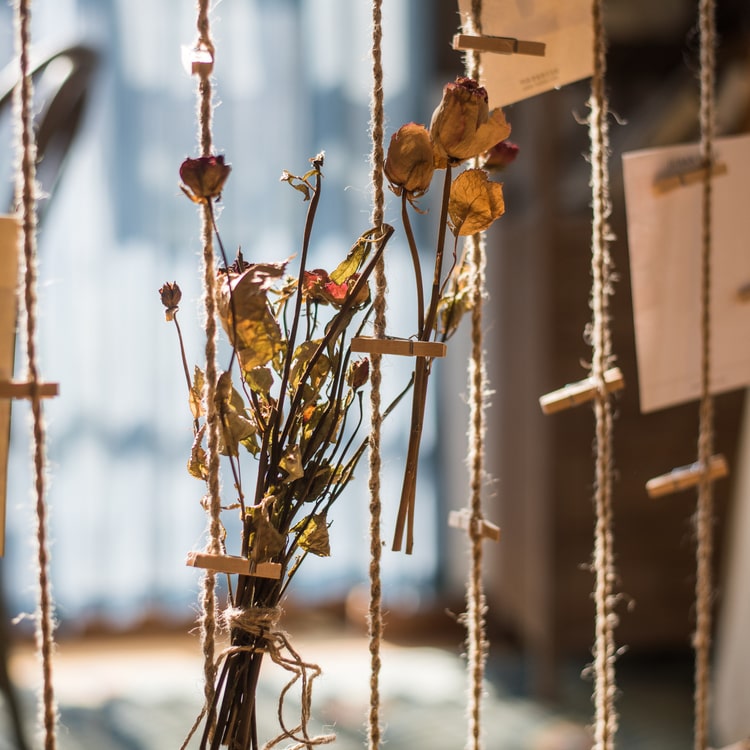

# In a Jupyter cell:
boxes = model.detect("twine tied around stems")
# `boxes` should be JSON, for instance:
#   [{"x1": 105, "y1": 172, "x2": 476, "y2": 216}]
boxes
[
  {"x1": 222, "y1": 606, "x2": 336, "y2": 750},
  {"x1": 182, "y1": 606, "x2": 335, "y2": 750}
]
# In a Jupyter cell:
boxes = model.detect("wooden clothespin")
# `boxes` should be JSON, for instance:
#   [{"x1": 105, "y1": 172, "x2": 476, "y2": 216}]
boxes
[
  {"x1": 0, "y1": 382, "x2": 59, "y2": 399},
  {"x1": 652, "y1": 161, "x2": 727, "y2": 196},
  {"x1": 737, "y1": 282, "x2": 750, "y2": 302},
  {"x1": 448, "y1": 508, "x2": 500, "y2": 542},
  {"x1": 351, "y1": 336, "x2": 446, "y2": 358},
  {"x1": 186, "y1": 551, "x2": 282, "y2": 580},
  {"x1": 646, "y1": 455, "x2": 728, "y2": 499},
  {"x1": 452, "y1": 33, "x2": 546, "y2": 58},
  {"x1": 181, "y1": 43, "x2": 214, "y2": 77},
  {"x1": 539, "y1": 367, "x2": 624, "y2": 415}
]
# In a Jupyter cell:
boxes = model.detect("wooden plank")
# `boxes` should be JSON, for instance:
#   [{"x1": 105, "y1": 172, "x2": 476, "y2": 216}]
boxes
[
  {"x1": 0, "y1": 216, "x2": 19, "y2": 557},
  {"x1": 186, "y1": 551, "x2": 282, "y2": 580}
]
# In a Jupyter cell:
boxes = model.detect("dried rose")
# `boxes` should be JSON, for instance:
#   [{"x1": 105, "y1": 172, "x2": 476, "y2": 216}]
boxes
[
  {"x1": 179, "y1": 155, "x2": 231, "y2": 203},
  {"x1": 303, "y1": 269, "x2": 369, "y2": 308},
  {"x1": 481, "y1": 140, "x2": 519, "y2": 172},
  {"x1": 430, "y1": 77, "x2": 511, "y2": 168},
  {"x1": 384, "y1": 123, "x2": 435, "y2": 198},
  {"x1": 159, "y1": 281, "x2": 182, "y2": 321}
]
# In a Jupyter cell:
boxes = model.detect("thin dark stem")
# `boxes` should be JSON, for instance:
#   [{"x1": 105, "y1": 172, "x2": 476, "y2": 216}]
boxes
[
  {"x1": 423, "y1": 164, "x2": 453, "y2": 340},
  {"x1": 171, "y1": 312, "x2": 199, "y2": 434},
  {"x1": 270, "y1": 157, "x2": 325, "y2": 471},
  {"x1": 401, "y1": 192, "x2": 424, "y2": 338}
]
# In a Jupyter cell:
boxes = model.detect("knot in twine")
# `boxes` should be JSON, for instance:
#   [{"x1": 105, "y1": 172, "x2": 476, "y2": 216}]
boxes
[{"x1": 223, "y1": 606, "x2": 336, "y2": 750}]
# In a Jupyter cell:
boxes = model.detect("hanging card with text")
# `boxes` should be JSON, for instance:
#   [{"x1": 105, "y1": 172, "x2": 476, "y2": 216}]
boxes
[
  {"x1": 623, "y1": 133, "x2": 750, "y2": 414},
  {"x1": 456, "y1": 0, "x2": 593, "y2": 106}
]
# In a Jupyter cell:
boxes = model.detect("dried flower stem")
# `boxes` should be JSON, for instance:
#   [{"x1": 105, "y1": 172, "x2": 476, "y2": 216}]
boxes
[{"x1": 393, "y1": 164, "x2": 453, "y2": 553}]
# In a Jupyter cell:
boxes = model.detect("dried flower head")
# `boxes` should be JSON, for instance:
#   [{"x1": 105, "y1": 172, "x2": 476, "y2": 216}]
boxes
[
  {"x1": 430, "y1": 77, "x2": 511, "y2": 168},
  {"x1": 179, "y1": 155, "x2": 231, "y2": 203},
  {"x1": 384, "y1": 123, "x2": 435, "y2": 199},
  {"x1": 481, "y1": 140, "x2": 519, "y2": 172},
  {"x1": 159, "y1": 281, "x2": 182, "y2": 321}
]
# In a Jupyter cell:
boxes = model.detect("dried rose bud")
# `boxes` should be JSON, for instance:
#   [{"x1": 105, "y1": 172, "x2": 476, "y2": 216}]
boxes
[
  {"x1": 430, "y1": 77, "x2": 511, "y2": 168},
  {"x1": 347, "y1": 358, "x2": 370, "y2": 390},
  {"x1": 179, "y1": 155, "x2": 231, "y2": 203},
  {"x1": 159, "y1": 281, "x2": 182, "y2": 321},
  {"x1": 481, "y1": 140, "x2": 519, "y2": 172},
  {"x1": 384, "y1": 123, "x2": 435, "y2": 198}
]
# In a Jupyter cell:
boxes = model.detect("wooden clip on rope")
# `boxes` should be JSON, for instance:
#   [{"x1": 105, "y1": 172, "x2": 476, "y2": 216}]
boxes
[
  {"x1": 646, "y1": 454, "x2": 728, "y2": 499},
  {"x1": 181, "y1": 43, "x2": 214, "y2": 77},
  {"x1": 351, "y1": 336, "x2": 446, "y2": 358},
  {"x1": 539, "y1": 366, "x2": 624, "y2": 415},
  {"x1": 186, "y1": 551, "x2": 281, "y2": 580},
  {"x1": 452, "y1": 33, "x2": 546, "y2": 58},
  {"x1": 0, "y1": 381, "x2": 59, "y2": 399},
  {"x1": 448, "y1": 508, "x2": 500, "y2": 542},
  {"x1": 652, "y1": 161, "x2": 727, "y2": 196}
]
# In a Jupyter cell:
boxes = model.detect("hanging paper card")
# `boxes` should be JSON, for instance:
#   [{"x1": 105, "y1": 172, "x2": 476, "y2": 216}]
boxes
[
  {"x1": 0, "y1": 216, "x2": 19, "y2": 557},
  {"x1": 623, "y1": 133, "x2": 750, "y2": 414},
  {"x1": 456, "y1": 0, "x2": 593, "y2": 106}
]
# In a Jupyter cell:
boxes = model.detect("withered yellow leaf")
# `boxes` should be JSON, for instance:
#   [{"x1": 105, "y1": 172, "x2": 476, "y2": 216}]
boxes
[
  {"x1": 280, "y1": 444, "x2": 304, "y2": 483},
  {"x1": 293, "y1": 513, "x2": 331, "y2": 557},
  {"x1": 448, "y1": 168, "x2": 505, "y2": 236}
]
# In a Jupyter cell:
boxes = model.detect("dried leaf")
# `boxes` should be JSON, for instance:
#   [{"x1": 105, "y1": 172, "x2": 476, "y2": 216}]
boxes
[
  {"x1": 217, "y1": 263, "x2": 287, "y2": 371},
  {"x1": 247, "y1": 498, "x2": 285, "y2": 561},
  {"x1": 293, "y1": 514, "x2": 331, "y2": 557},
  {"x1": 245, "y1": 366, "x2": 273, "y2": 396},
  {"x1": 329, "y1": 228, "x2": 379, "y2": 285},
  {"x1": 289, "y1": 339, "x2": 330, "y2": 400},
  {"x1": 280, "y1": 445, "x2": 304, "y2": 483},
  {"x1": 188, "y1": 425, "x2": 208, "y2": 480},
  {"x1": 448, "y1": 168, "x2": 505, "y2": 236},
  {"x1": 189, "y1": 366, "x2": 205, "y2": 419}
]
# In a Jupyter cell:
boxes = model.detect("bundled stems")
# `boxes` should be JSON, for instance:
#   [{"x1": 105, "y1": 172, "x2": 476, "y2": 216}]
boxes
[{"x1": 392, "y1": 164, "x2": 453, "y2": 553}]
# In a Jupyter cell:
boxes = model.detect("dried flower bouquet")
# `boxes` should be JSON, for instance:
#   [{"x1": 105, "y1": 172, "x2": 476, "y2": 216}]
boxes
[{"x1": 162, "y1": 76, "x2": 514, "y2": 750}]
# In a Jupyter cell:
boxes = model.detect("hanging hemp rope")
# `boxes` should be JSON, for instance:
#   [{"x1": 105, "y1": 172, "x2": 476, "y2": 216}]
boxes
[
  {"x1": 588, "y1": 1, "x2": 619, "y2": 749},
  {"x1": 694, "y1": 2, "x2": 717, "y2": 749},
  {"x1": 191, "y1": 0, "x2": 224, "y2": 734},
  {"x1": 13, "y1": 0, "x2": 58, "y2": 747},
  {"x1": 366, "y1": 0, "x2": 386, "y2": 747},
  {"x1": 462, "y1": 3, "x2": 491, "y2": 748}
]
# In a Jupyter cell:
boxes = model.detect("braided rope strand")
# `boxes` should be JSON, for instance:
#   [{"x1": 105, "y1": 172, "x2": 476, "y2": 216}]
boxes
[
  {"x1": 14, "y1": 1, "x2": 58, "y2": 747},
  {"x1": 193, "y1": 0, "x2": 223, "y2": 734},
  {"x1": 589, "y1": 1, "x2": 619, "y2": 748},
  {"x1": 464, "y1": 5, "x2": 490, "y2": 749},
  {"x1": 366, "y1": 0, "x2": 386, "y2": 746},
  {"x1": 694, "y1": 2, "x2": 716, "y2": 748}
]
